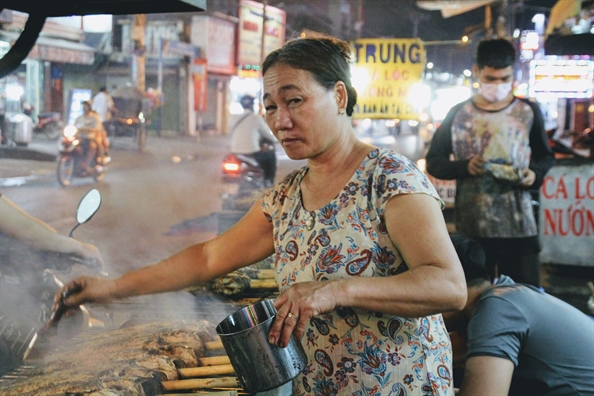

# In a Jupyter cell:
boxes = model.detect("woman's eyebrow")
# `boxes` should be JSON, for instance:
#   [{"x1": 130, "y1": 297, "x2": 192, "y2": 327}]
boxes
[{"x1": 263, "y1": 84, "x2": 301, "y2": 100}]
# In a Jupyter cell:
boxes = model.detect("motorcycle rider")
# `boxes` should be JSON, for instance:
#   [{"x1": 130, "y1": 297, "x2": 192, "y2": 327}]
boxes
[
  {"x1": 230, "y1": 95, "x2": 277, "y2": 187},
  {"x1": 74, "y1": 101, "x2": 109, "y2": 173}
]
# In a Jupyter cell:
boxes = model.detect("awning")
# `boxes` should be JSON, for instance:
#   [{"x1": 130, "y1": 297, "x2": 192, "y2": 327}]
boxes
[
  {"x1": 0, "y1": 30, "x2": 96, "y2": 64},
  {"x1": 1, "y1": 0, "x2": 206, "y2": 17},
  {"x1": 545, "y1": 0, "x2": 582, "y2": 35},
  {"x1": 416, "y1": 0, "x2": 496, "y2": 18}
]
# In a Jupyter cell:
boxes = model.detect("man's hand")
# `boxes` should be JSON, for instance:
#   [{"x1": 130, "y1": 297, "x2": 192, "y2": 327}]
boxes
[
  {"x1": 468, "y1": 156, "x2": 486, "y2": 176},
  {"x1": 519, "y1": 168, "x2": 535, "y2": 187}
]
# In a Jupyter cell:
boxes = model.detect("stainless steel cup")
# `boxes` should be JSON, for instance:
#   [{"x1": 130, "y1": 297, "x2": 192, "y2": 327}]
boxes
[{"x1": 216, "y1": 299, "x2": 307, "y2": 393}]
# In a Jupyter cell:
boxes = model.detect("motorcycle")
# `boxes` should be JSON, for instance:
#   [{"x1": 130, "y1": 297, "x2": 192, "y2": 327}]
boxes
[
  {"x1": 23, "y1": 104, "x2": 64, "y2": 140},
  {"x1": 57, "y1": 125, "x2": 108, "y2": 187},
  {"x1": 0, "y1": 189, "x2": 106, "y2": 375},
  {"x1": 221, "y1": 152, "x2": 265, "y2": 193}
]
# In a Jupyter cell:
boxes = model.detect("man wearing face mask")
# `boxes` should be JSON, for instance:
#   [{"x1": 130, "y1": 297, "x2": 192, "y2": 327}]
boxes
[{"x1": 426, "y1": 38, "x2": 555, "y2": 288}]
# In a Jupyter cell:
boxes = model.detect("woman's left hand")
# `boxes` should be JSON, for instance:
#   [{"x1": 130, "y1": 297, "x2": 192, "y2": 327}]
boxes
[{"x1": 268, "y1": 280, "x2": 339, "y2": 348}]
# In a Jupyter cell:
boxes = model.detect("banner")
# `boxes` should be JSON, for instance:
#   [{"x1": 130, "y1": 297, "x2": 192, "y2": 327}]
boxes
[
  {"x1": 351, "y1": 38, "x2": 425, "y2": 120},
  {"x1": 193, "y1": 59, "x2": 208, "y2": 112},
  {"x1": 237, "y1": 0, "x2": 286, "y2": 66}
]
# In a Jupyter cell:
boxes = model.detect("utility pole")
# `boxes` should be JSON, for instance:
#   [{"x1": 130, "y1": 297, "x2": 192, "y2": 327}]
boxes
[
  {"x1": 131, "y1": 14, "x2": 146, "y2": 149},
  {"x1": 261, "y1": 0, "x2": 268, "y2": 63},
  {"x1": 132, "y1": 14, "x2": 146, "y2": 92},
  {"x1": 355, "y1": 0, "x2": 364, "y2": 39},
  {"x1": 409, "y1": 11, "x2": 430, "y2": 38}
]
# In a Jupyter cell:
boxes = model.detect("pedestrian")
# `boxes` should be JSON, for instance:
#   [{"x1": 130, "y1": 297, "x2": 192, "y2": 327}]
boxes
[
  {"x1": 230, "y1": 94, "x2": 278, "y2": 187},
  {"x1": 445, "y1": 233, "x2": 594, "y2": 395},
  {"x1": 92, "y1": 86, "x2": 115, "y2": 124},
  {"x1": 426, "y1": 38, "x2": 555, "y2": 288},
  {"x1": 55, "y1": 36, "x2": 466, "y2": 395}
]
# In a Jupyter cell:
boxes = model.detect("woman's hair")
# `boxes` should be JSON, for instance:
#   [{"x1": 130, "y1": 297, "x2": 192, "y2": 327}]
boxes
[
  {"x1": 450, "y1": 233, "x2": 491, "y2": 286},
  {"x1": 476, "y1": 38, "x2": 516, "y2": 70},
  {"x1": 262, "y1": 36, "x2": 357, "y2": 116}
]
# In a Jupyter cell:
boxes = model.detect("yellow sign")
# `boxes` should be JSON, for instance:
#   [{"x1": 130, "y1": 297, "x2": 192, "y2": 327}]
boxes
[{"x1": 351, "y1": 38, "x2": 425, "y2": 120}]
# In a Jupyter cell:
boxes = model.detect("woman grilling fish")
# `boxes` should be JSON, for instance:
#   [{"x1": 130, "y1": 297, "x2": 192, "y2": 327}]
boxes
[{"x1": 55, "y1": 36, "x2": 466, "y2": 395}]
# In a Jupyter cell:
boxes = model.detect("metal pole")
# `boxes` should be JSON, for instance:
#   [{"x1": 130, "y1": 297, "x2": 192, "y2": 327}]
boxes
[
  {"x1": 157, "y1": 38, "x2": 163, "y2": 137},
  {"x1": 261, "y1": 0, "x2": 268, "y2": 62}
]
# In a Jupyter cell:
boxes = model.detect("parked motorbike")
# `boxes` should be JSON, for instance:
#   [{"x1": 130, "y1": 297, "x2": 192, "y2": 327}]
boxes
[
  {"x1": 0, "y1": 189, "x2": 106, "y2": 375},
  {"x1": 23, "y1": 104, "x2": 64, "y2": 140},
  {"x1": 221, "y1": 153, "x2": 265, "y2": 193},
  {"x1": 57, "y1": 125, "x2": 107, "y2": 187}
]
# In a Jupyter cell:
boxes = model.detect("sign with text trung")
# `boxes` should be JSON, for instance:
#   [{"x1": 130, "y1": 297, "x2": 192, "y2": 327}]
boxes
[{"x1": 351, "y1": 38, "x2": 425, "y2": 120}]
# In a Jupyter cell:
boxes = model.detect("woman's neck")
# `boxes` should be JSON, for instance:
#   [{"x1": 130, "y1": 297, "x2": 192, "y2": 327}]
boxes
[{"x1": 301, "y1": 136, "x2": 373, "y2": 209}]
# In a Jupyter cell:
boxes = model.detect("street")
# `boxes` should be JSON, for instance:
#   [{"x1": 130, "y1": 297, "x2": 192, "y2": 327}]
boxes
[{"x1": 0, "y1": 132, "x2": 304, "y2": 277}]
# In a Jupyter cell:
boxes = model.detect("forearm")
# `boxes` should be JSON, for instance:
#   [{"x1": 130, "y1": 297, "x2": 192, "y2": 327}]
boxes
[
  {"x1": 426, "y1": 131, "x2": 470, "y2": 180},
  {"x1": 529, "y1": 154, "x2": 555, "y2": 188},
  {"x1": 1, "y1": 195, "x2": 82, "y2": 254},
  {"x1": 336, "y1": 263, "x2": 466, "y2": 317},
  {"x1": 112, "y1": 243, "x2": 217, "y2": 298},
  {"x1": 112, "y1": 207, "x2": 275, "y2": 299}
]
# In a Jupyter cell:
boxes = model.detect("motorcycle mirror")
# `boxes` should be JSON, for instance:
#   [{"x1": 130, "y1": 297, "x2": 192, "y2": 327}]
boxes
[{"x1": 69, "y1": 189, "x2": 101, "y2": 237}]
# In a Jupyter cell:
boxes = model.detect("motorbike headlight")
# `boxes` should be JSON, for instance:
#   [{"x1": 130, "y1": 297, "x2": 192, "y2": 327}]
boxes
[{"x1": 64, "y1": 125, "x2": 77, "y2": 138}]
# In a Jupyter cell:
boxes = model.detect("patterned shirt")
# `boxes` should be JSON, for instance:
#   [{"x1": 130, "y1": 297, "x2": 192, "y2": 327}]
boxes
[
  {"x1": 261, "y1": 148, "x2": 453, "y2": 396},
  {"x1": 426, "y1": 98, "x2": 555, "y2": 238}
]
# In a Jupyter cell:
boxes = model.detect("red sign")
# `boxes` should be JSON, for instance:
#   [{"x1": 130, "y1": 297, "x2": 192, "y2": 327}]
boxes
[
  {"x1": 539, "y1": 165, "x2": 594, "y2": 266},
  {"x1": 193, "y1": 59, "x2": 208, "y2": 112}
]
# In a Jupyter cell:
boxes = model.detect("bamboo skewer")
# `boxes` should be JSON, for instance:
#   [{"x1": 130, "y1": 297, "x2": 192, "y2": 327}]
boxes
[
  {"x1": 249, "y1": 279, "x2": 277, "y2": 289},
  {"x1": 256, "y1": 269, "x2": 275, "y2": 279},
  {"x1": 163, "y1": 392, "x2": 238, "y2": 396},
  {"x1": 179, "y1": 364, "x2": 235, "y2": 378},
  {"x1": 162, "y1": 376, "x2": 239, "y2": 391},
  {"x1": 199, "y1": 355, "x2": 231, "y2": 366},
  {"x1": 205, "y1": 340, "x2": 224, "y2": 351}
]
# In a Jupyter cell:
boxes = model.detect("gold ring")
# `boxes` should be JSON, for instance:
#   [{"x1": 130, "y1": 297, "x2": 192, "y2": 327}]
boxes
[{"x1": 287, "y1": 312, "x2": 298, "y2": 320}]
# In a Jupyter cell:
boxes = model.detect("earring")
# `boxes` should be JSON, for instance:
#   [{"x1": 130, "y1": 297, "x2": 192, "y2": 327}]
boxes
[{"x1": 339, "y1": 108, "x2": 345, "y2": 115}]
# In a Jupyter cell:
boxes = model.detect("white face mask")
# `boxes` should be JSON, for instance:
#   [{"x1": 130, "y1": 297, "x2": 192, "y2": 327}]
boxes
[{"x1": 479, "y1": 81, "x2": 513, "y2": 103}]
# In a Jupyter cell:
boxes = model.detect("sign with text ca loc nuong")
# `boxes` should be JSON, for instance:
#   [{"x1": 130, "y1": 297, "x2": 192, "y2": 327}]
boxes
[
  {"x1": 539, "y1": 164, "x2": 594, "y2": 267},
  {"x1": 351, "y1": 38, "x2": 425, "y2": 120}
]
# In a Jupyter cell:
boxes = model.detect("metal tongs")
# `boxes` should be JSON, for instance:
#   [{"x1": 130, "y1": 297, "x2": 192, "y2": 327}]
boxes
[{"x1": 22, "y1": 284, "x2": 80, "y2": 362}]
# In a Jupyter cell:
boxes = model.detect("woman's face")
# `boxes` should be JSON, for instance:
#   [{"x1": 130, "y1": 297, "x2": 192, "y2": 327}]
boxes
[{"x1": 262, "y1": 64, "x2": 343, "y2": 160}]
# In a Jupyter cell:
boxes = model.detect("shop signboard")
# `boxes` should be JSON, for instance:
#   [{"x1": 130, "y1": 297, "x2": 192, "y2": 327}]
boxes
[
  {"x1": 191, "y1": 16, "x2": 236, "y2": 75},
  {"x1": 539, "y1": 164, "x2": 594, "y2": 266},
  {"x1": 193, "y1": 59, "x2": 208, "y2": 112},
  {"x1": 236, "y1": 0, "x2": 286, "y2": 67},
  {"x1": 529, "y1": 59, "x2": 594, "y2": 99},
  {"x1": 351, "y1": 38, "x2": 426, "y2": 120}
]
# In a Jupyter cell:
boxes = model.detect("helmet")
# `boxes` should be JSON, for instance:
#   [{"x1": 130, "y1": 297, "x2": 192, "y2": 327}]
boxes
[{"x1": 239, "y1": 95, "x2": 255, "y2": 110}]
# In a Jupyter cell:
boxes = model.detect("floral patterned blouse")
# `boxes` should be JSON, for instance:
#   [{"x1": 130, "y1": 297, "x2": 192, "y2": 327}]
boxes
[{"x1": 261, "y1": 148, "x2": 453, "y2": 396}]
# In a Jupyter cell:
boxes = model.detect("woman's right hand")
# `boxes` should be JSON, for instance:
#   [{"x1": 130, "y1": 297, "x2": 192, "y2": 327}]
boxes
[{"x1": 52, "y1": 276, "x2": 119, "y2": 313}]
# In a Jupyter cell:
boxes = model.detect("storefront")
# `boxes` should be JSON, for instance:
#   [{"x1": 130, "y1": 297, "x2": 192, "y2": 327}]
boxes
[{"x1": 0, "y1": 12, "x2": 95, "y2": 120}]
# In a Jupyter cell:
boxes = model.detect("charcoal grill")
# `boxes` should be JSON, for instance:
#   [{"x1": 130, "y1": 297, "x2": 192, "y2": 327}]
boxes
[{"x1": 0, "y1": 270, "x2": 280, "y2": 395}]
